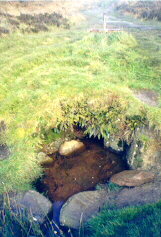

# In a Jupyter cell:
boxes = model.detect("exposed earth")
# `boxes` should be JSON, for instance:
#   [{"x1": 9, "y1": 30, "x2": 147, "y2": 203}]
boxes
[{"x1": 133, "y1": 89, "x2": 160, "y2": 108}]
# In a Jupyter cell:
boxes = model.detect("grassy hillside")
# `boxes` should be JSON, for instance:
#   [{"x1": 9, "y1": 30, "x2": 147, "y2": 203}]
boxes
[
  {"x1": 0, "y1": 0, "x2": 90, "y2": 35},
  {"x1": 115, "y1": 1, "x2": 161, "y2": 21},
  {"x1": 0, "y1": 1, "x2": 161, "y2": 193}
]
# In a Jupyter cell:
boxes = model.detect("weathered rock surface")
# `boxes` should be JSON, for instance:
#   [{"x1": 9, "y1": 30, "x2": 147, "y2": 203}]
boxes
[
  {"x1": 104, "y1": 137, "x2": 124, "y2": 153},
  {"x1": 42, "y1": 142, "x2": 58, "y2": 154},
  {"x1": 59, "y1": 140, "x2": 86, "y2": 156},
  {"x1": 115, "y1": 180, "x2": 161, "y2": 208},
  {"x1": 37, "y1": 152, "x2": 55, "y2": 165},
  {"x1": 110, "y1": 170, "x2": 154, "y2": 187},
  {"x1": 59, "y1": 176, "x2": 161, "y2": 229},
  {"x1": 60, "y1": 190, "x2": 107, "y2": 229},
  {"x1": 4, "y1": 190, "x2": 52, "y2": 225},
  {"x1": 126, "y1": 126, "x2": 161, "y2": 174}
]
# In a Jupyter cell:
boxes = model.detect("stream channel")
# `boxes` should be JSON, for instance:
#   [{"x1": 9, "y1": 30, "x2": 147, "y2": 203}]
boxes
[{"x1": 35, "y1": 136, "x2": 128, "y2": 236}]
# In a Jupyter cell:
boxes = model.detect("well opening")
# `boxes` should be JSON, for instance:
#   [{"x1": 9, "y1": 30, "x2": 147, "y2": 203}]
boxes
[{"x1": 34, "y1": 126, "x2": 129, "y2": 203}]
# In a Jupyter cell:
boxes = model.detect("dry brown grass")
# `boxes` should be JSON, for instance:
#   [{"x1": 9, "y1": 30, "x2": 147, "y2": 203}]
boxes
[{"x1": 0, "y1": 1, "x2": 94, "y2": 22}]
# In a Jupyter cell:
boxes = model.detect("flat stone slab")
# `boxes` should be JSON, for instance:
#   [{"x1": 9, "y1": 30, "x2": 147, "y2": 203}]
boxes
[{"x1": 110, "y1": 170, "x2": 154, "y2": 187}]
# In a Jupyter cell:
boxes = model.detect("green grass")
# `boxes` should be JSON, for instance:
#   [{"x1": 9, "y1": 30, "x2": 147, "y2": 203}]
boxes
[
  {"x1": 0, "y1": 17, "x2": 161, "y2": 193},
  {"x1": 1, "y1": 195, "x2": 161, "y2": 237},
  {"x1": 84, "y1": 200, "x2": 161, "y2": 237},
  {"x1": 0, "y1": 195, "x2": 64, "y2": 237}
]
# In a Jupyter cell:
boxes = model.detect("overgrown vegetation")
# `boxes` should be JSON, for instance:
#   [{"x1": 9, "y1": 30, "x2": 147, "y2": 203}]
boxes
[
  {"x1": 1, "y1": 194, "x2": 161, "y2": 237},
  {"x1": 0, "y1": 200, "x2": 64, "y2": 237},
  {"x1": 115, "y1": 1, "x2": 161, "y2": 21},
  {"x1": 0, "y1": 27, "x2": 161, "y2": 193},
  {"x1": 84, "y1": 199, "x2": 161, "y2": 237},
  {"x1": 0, "y1": 11, "x2": 70, "y2": 35},
  {"x1": 0, "y1": 0, "x2": 161, "y2": 194},
  {"x1": 0, "y1": 2, "x2": 161, "y2": 236}
]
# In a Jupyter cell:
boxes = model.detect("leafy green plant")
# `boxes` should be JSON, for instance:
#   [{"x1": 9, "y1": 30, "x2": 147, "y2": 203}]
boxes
[
  {"x1": 107, "y1": 181, "x2": 122, "y2": 192},
  {"x1": 138, "y1": 134, "x2": 150, "y2": 143}
]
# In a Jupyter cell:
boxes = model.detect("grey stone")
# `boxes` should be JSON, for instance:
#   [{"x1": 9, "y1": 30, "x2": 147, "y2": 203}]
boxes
[
  {"x1": 37, "y1": 152, "x2": 55, "y2": 165},
  {"x1": 115, "y1": 182, "x2": 161, "y2": 208},
  {"x1": 126, "y1": 126, "x2": 161, "y2": 174},
  {"x1": 60, "y1": 190, "x2": 107, "y2": 229},
  {"x1": 4, "y1": 190, "x2": 52, "y2": 225},
  {"x1": 104, "y1": 137, "x2": 124, "y2": 153}
]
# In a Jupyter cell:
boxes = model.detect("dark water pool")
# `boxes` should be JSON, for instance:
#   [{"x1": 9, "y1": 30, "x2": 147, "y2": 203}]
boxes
[{"x1": 35, "y1": 137, "x2": 128, "y2": 236}]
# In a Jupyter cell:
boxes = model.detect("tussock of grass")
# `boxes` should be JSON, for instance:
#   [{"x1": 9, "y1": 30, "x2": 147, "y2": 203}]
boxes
[
  {"x1": 0, "y1": 28, "x2": 161, "y2": 193},
  {"x1": 0, "y1": 193, "x2": 63, "y2": 237},
  {"x1": 85, "y1": 200, "x2": 161, "y2": 237}
]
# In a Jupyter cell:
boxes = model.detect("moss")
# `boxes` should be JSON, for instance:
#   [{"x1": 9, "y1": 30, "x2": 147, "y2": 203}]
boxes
[{"x1": 138, "y1": 134, "x2": 150, "y2": 143}]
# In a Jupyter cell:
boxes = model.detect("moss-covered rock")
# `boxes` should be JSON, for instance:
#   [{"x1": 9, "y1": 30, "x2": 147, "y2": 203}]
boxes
[{"x1": 126, "y1": 126, "x2": 161, "y2": 174}]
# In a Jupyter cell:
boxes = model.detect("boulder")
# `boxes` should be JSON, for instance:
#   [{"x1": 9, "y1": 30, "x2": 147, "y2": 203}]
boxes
[
  {"x1": 126, "y1": 126, "x2": 161, "y2": 174},
  {"x1": 110, "y1": 170, "x2": 154, "y2": 187},
  {"x1": 41, "y1": 128, "x2": 77, "y2": 154},
  {"x1": 4, "y1": 190, "x2": 52, "y2": 225},
  {"x1": 37, "y1": 152, "x2": 55, "y2": 165},
  {"x1": 60, "y1": 190, "x2": 107, "y2": 229},
  {"x1": 59, "y1": 140, "x2": 86, "y2": 156}
]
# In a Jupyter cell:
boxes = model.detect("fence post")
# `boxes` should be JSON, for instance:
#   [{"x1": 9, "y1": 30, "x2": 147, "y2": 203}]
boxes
[{"x1": 103, "y1": 13, "x2": 107, "y2": 32}]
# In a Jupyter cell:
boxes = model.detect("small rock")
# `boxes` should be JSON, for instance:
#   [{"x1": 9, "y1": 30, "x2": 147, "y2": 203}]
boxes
[
  {"x1": 110, "y1": 170, "x2": 154, "y2": 187},
  {"x1": 37, "y1": 152, "x2": 55, "y2": 165},
  {"x1": 42, "y1": 142, "x2": 58, "y2": 155},
  {"x1": 59, "y1": 190, "x2": 107, "y2": 229},
  {"x1": 4, "y1": 190, "x2": 52, "y2": 225},
  {"x1": 59, "y1": 140, "x2": 85, "y2": 156}
]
